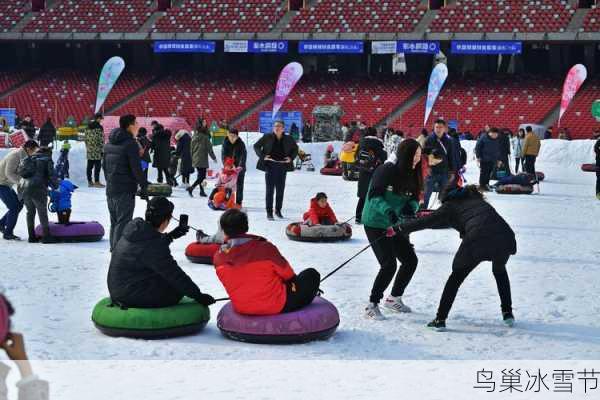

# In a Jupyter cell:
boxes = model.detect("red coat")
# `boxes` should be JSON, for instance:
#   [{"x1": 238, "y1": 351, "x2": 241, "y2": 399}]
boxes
[
  {"x1": 214, "y1": 235, "x2": 295, "y2": 315},
  {"x1": 302, "y1": 198, "x2": 338, "y2": 225}
]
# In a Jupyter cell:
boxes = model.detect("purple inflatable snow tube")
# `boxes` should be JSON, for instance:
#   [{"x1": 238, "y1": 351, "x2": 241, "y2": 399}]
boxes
[
  {"x1": 35, "y1": 221, "x2": 105, "y2": 242},
  {"x1": 217, "y1": 297, "x2": 340, "y2": 344}
]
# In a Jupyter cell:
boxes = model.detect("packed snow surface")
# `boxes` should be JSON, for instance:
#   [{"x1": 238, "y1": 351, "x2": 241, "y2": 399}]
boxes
[{"x1": 0, "y1": 137, "x2": 598, "y2": 360}]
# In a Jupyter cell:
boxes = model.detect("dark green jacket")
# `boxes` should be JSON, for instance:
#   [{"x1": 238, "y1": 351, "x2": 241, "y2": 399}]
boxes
[{"x1": 362, "y1": 162, "x2": 419, "y2": 229}]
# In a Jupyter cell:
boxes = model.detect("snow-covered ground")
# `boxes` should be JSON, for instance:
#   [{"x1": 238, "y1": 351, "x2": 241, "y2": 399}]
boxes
[{"x1": 0, "y1": 137, "x2": 599, "y2": 361}]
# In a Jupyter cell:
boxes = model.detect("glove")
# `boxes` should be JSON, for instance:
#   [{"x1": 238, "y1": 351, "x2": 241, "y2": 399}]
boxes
[
  {"x1": 167, "y1": 225, "x2": 189, "y2": 241},
  {"x1": 196, "y1": 293, "x2": 216, "y2": 306},
  {"x1": 196, "y1": 229, "x2": 209, "y2": 242},
  {"x1": 139, "y1": 186, "x2": 149, "y2": 200}
]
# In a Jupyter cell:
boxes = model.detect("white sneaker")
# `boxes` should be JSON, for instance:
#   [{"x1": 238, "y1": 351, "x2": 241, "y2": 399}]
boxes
[
  {"x1": 364, "y1": 303, "x2": 386, "y2": 320},
  {"x1": 383, "y1": 296, "x2": 412, "y2": 313}
]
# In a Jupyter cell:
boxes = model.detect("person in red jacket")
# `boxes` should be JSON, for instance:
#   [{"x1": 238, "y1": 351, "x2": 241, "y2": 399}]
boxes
[
  {"x1": 302, "y1": 192, "x2": 338, "y2": 226},
  {"x1": 214, "y1": 209, "x2": 321, "y2": 315}
]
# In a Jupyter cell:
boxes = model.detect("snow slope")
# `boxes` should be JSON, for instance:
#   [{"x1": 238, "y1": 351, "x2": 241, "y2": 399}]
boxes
[{"x1": 0, "y1": 138, "x2": 599, "y2": 361}]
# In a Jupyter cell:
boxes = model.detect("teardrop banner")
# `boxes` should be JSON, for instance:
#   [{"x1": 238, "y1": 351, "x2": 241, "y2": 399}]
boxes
[
  {"x1": 558, "y1": 64, "x2": 587, "y2": 127},
  {"x1": 95, "y1": 56, "x2": 126, "y2": 114},
  {"x1": 424, "y1": 63, "x2": 448, "y2": 127},
  {"x1": 272, "y1": 62, "x2": 304, "y2": 119}
]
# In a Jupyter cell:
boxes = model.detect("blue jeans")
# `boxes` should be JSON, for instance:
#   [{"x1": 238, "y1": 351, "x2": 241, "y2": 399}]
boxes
[
  {"x1": 424, "y1": 172, "x2": 449, "y2": 208},
  {"x1": 0, "y1": 185, "x2": 23, "y2": 236}
]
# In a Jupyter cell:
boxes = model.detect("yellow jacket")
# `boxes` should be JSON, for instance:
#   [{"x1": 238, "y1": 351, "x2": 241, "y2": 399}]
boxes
[{"x1": 522, "y1": 133, "x2": 541, "y2": 156}]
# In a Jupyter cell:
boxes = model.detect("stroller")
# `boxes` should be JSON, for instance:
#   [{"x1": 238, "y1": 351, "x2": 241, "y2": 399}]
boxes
[{"x1": 295, "y1": 149, "x2": 315, "y2": 172}]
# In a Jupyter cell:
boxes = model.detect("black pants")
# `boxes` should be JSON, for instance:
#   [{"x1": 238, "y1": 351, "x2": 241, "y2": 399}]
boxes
[
  {"x1": 436, "y1": 248, "x2": 512, "y2": 321},
  {"x1": 190, "y1": 167, "x2": 207, "y2": 194},
  {"x1": 265, "y1": 163, "x2": 287, "y2": 212},
  {"x1": 157, "y1": 168, "x2": 174, "y2": 185},
  {"x1": 87, "y1": 160, "x2": 102, "y2": 183},
  {"x1": 57, "y1": 209, "x2": 71, "y2": 224},
  {"x1": 479, "y1": 161, "x2": 494, "y2": 187},
  {"x1": 364, "y1": 226, "x2": 418, "y2": 304},
  {"x1": 113, "y1": 284, "x2": 183, "y2": 309},
  {"x1": 181, "y1": 174, "x2": 190, "y2": 185},
  {"x1": 107, "y1": 192, "x2": 136, "y2": 251},
  {"x1": 24, "y1": 192, "x2": 49, "y2": 237},
  {"x1": 355, "y1": 196, "x2": 366, "y2": 221},
  {"x1": 524, "y1": 155, "x2": 536, "y2": 175},
  {"x1": 236, "y1": 169, "x2": 245, "y2": 205},
  {"x1": 514, "y1": 158, "x2": 522, "y2": 173},
  {"x1": 596, "y1": 168, "x2": 600, "y2": 195},
  {"x1": 282, "y1": 268, "x2": 321, "y2": 313},
  {"x1": 499, "y1": 156, "x2": 510, "y2": 174}
]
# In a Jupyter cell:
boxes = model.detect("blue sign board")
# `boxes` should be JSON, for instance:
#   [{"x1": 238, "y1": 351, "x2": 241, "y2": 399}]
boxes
[
  {"x1": 0, "y1": 108, "x2": 16, "y2": 127},
  {"x1": 154, "y1": 40, "x2": 216, "y2": 53},
  {"x1": 451, "y1": 41, "x2": 522, "y2": 55},
  {"x1": 249, "y1": 40, "x2": 288, "y2": 53},
  {"x1": 397, "y1": 40, "x2": 440, "y2": 54},
  {"x1": 259, "y1": 111, "x2": 303, "y2": 135},
  {"x1": 299, "y1": 40, "x2": 363, "y2": 54}
]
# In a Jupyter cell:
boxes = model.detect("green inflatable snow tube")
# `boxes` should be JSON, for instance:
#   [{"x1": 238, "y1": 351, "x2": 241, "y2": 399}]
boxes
[{"x1": 92, "y1": 297, "x2": 210, "y2": 339}]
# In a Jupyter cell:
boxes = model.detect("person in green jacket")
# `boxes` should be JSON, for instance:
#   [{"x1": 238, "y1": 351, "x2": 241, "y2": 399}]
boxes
[
  {"x1": 362, "y1": 139, "x2": 423, "y2": 320},
  {"x1": 188, "y1": 122, "x2": 216, "y2": 197}
]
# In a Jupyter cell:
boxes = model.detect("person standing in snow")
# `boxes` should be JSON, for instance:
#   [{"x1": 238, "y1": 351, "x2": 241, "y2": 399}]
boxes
[
  {"x1": 174, "y1": 130, "x2": 193, "y2": 186},
  {"x1": 220, "y1": 128, "x2": 247, "y2": 207},
  {"x1": 361, "y1": 139, "x2": 422, "y2": 320},
  {"x1": 187, "y1": 124, "x2": 217, "y2": 197},
  {"x1": 474, "y1": 127, "x2": 501, "y2": 191},
  {"x1": 511, "y1": 129, "x2": 525, "y2": 173},
  {"x1": 103, "y1": 114, "x2": 149, "y2": 251},
  {"x1": 84, "y1": 113, "x2": 105, "y2": 188},
  {"x1": 423, "y1": 119, "x2": 454, "y2": 208},
  {"x1": 522, "y1": 126, "x2": 541, "y2": 175},
  {"x1": 355, "y1": 127, "x2": 387, "y2": 224},
  {"x1": 151, "y1": 123, "x2": 174, "y2": 186},
  {"x1": 254, "y1": 120, "x2": 298, "y2": 220},
  {"x1": 398, "y1": 184, "x2": 516, "y2": 331},
  {"x1": 136, "y1": 127, "x2": 152, "y2": 181},
  {"x1": 37, "y1": 118, "x2": 56, "y2": 148},
  {"x1": 498, "y1": 129, "x2": 511, "y2": 174}
]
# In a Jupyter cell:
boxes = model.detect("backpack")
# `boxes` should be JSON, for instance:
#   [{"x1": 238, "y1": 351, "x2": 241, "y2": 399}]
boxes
[
  {"x1": 17, "y1": 155, "x2": 36, "y2": 179},
  {"x1": 357, "y1": 148, "x2": 377, "y2": 172}
]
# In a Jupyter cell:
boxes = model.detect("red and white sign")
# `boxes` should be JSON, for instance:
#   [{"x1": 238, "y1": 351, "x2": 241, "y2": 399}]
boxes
[
  {"x1": 9, "y1": 130, "x2": 27, "y2": 148},
  {"x1": 558, "y1": 64, "x2": 587, "y2": 127}
]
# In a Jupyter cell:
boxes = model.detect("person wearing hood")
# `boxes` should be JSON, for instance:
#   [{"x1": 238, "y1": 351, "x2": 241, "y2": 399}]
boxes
[
  {"x1": 0, "y1": 140, "x2": 39, "y2": 241},
  {"x1": 151, "y1": 124, "x2": 174, "y2": 186},
  {"x1": 107, "y1": 197, "x2": 215, "y2": 308},
  {"x1": 474, "y1": 127, "x2": 501, "y2": 191},
  {"x1": 19, "y1": 146, "x2": 59, "y2": 244},
  {"x1": 175, "y1": 130, "x2": 193, "y2": 186},
  {"x1": 84, "y1": 113, "x2": 105, "y2": 188},
  {"x1": 355, "y1": 127, "x2": 387, "y2": 224},
  {"x1": 361, "y1": 139, "x2": 422, "y2": 320},
  {"x1": 188, "y1": 123, "x2": 217, "y2": 197},
  {"x1": 398, "y1": 184, "x2": 517, "y2": 331},
  {"x1": 37, "y1": 117, "x2": 56, "y2": 148},
  {"x1": 103, "y1": 114, "x2": 149, "y2": 251},
  {"x1": 214, "y1": 209, "x2": 320, "y2": 315}
]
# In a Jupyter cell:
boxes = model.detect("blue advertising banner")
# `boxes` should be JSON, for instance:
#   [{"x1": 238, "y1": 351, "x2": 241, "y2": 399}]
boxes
[
  {"x1": 396, "y1": 40, "x2": 440, "y2": 54},
  {"x1": 259, "y1": 111, "x2": 302, "y2": 135},
  {"x1": 249, "y1": 40, "x2": 288, "y2": 53},
  {"x1": 0, "y1": 108, "x2": 16, "y2": 127},
  {"x1": 154, "y1": 40, "x2": 216, "y2": 53},
  {"x1": 299, "y1": 40, "x2": 363, "y2": 54},
  {"x1": 451, "y1": 41, "x2": 522, "y2": 55}
]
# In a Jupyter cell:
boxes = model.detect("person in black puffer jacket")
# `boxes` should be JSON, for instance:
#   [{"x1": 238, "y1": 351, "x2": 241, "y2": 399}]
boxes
[
  {"x1": 221, "y1": 128, "x2": 247, "y2": 206},
  {"x1": 103, "y1": 115, "x2": 149, "y2": 251},
  {"x1": 19, "y1": 147, "x2": 59, "y2": 243},
  {"x1": 107, "y1": 197, "x2": 215, "y2": 308},
  {"x1": 151, "y1": 123, "x2": 174, "y2": 186},
  {"x1": 399, "y1": 184, "x2": 517, "y2": 331},
  {"x1": 37, "y1": 118, "x2": 56, "y2": 148},
  {"x1": 355, "y1": 127, "x2": 387, "y2": 224},
  {"x1": 474, "y1": 127, "x2": 501, "y2": 191}
]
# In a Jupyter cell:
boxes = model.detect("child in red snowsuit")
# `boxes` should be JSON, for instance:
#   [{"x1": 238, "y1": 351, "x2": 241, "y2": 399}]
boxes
[
  {"x1": 209, "y1": 157, "x2": 242, "y2": 208},
  {"x1": 302, "y1": 192, "x2": 338, "y2": 226}
]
